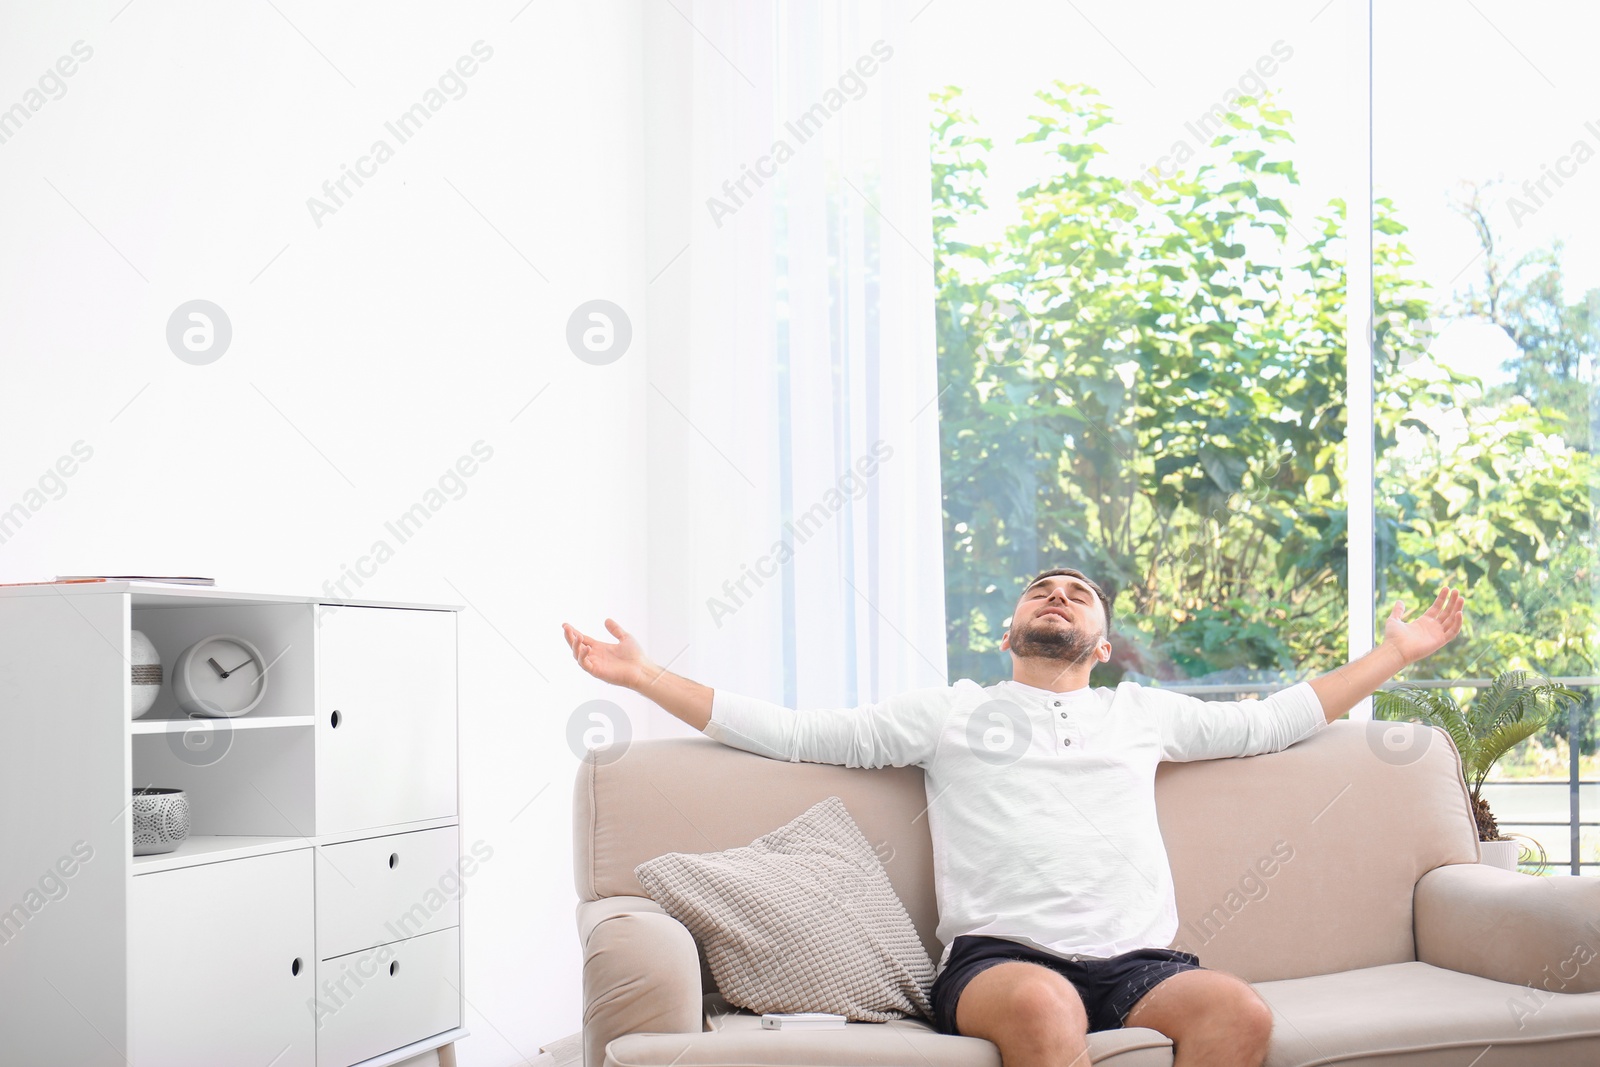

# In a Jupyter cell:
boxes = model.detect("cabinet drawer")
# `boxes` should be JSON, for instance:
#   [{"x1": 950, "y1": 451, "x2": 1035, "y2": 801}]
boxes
[
  {"x1": 317, "y1": 606, "x2": 456, "y2": 835},
  {"x1": 131, "y1": 849, "x2": 315, "y2": 1067},
  {"x1": 317, "y1": 826, "x2": 461, "y2": 960},
  {"x1": 315, "y1": 927, "x2": 460, "y2": 1067}
]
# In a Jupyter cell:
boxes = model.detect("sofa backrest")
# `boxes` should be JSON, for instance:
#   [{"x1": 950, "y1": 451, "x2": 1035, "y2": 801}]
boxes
[
  {"x1": 1155, "y1": 719, "x2": 1478, "y2": 980},
  {"x1": 573, "y1": 719, "x2": 1479, "y2": 986}
]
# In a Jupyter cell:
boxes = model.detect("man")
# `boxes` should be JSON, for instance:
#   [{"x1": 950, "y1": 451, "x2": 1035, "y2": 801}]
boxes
[{"x1": 561, "y1": 569, "x2": 1464, "y2": 1067}]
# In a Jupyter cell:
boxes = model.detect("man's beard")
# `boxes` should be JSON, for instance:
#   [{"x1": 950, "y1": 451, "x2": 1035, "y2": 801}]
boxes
[{"x1": 1009, "y1": 617, "x2": 1100, "y2": 666}]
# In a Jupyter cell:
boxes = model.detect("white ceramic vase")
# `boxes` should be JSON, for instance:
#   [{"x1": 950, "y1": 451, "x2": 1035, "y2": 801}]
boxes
[{"x1": 131, "y1": 629, "x2": 162, "y2": 718}]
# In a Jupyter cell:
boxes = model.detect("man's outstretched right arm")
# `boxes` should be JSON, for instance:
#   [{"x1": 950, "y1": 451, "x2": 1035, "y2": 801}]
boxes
[{"x1": 561, "y1": 617, "x2": 948, "y2": 768}]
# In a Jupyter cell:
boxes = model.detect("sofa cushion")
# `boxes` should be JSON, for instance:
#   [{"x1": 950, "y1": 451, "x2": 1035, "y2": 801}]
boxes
[
  {"x1": 604, "y1": 1007, "x2": 1175, "y2": 1067},
  {"x1": 634, "y1": 795, "x2": 936, "y2": 1022},
  {"x1": 1254, "y1": 960, "x2": 1600, "y2": 1066}
]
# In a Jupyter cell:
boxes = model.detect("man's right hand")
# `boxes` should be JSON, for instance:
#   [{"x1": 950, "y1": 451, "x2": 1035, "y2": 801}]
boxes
[
  {"x1": 562, "y1": 618, "x2": 651, "y2": 689},
  {"x1": 561, "y1": 618, "x2": 713, "y2": 731}
]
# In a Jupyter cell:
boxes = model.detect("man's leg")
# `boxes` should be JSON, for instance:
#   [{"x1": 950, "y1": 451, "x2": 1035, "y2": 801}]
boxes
[
  {"x1": 1121, "y1": 969, "x2": 1274, "y2": 1067},
  {"x1": 954, "y1": 960, "x2": 1092, "y2": 1067}
]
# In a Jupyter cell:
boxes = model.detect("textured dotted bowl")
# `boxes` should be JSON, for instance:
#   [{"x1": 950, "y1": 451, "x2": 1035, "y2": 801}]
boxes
[{"x1": 131, "y1": 788, "x2": 190, "y2": 856}]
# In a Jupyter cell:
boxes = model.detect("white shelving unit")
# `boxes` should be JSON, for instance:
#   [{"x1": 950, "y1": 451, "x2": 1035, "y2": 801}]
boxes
[{"x1": 0, "y1": 583, "x2": 467, "y2": 1067}]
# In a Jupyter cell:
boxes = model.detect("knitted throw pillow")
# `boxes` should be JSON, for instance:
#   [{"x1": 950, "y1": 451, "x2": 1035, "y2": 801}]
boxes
[{"x1": 633, "y1": 795, "x2": 935, "y2": 1022}]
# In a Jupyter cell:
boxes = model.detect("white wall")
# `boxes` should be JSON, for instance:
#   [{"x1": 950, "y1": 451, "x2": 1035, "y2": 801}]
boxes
[{"x1": 0, "y1": 1, "x2": 647, "y2": 1062}]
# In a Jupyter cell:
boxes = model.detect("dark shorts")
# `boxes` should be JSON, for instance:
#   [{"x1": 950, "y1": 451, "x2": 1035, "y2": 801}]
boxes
[{"x1": 930, "y1": 935, "x2": 1203, "y2": 1036}]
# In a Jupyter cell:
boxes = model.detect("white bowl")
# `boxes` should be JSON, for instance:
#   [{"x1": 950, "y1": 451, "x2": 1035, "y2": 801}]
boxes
[{"x1": 131, "y1": 788, "x2": 189, "y2": 856}]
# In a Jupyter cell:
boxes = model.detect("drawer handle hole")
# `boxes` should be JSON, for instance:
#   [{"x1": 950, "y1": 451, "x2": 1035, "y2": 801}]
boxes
[
  {"x1": 389, "y1": 960, "x2": 400, "y2": 977},
  {"x1": 291, "y1": 957, "x2": 302, "y2": 977},
  {"x1": 330, "y1": 710, "x2": 342, "y2": 729},
  {"x1": 389, "y1": 852, "x2": 399, "y2": 869}
]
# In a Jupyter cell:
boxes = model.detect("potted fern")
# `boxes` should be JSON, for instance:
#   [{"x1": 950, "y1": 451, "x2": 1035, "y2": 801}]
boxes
[{"x1": 1375, "y1": 670, "x2": 1583, "y2": 872}]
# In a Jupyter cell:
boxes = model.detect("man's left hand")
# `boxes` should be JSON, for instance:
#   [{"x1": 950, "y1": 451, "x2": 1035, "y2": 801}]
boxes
[{"x1": 1383, "y1": 586, "x2": 1465, "y2": 665}]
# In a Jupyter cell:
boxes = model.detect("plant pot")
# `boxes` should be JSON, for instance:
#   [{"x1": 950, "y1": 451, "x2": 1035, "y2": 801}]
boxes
[{"x1": 1478, "y1": 838, "x2": 1520, "y2": 872}]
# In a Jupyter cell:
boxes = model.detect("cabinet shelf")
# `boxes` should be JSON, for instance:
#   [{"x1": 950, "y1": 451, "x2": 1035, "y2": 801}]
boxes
[
  {"x1": 130, "y1": 819, "x2": 464, "y2": 875},
  {"x1": 131, "y1": 714, "x2": 316, "y2": 734},
  {"x1": 133, "y1": 834, "x2": 312, "y2": 874}
]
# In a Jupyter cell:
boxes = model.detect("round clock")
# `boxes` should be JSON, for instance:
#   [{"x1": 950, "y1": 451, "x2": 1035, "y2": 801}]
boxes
[{"x1": 172, "y1": 634, "x2": 268, "y2": 718}]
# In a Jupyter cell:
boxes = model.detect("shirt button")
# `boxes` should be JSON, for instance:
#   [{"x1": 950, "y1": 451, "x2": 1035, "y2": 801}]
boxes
[
  {"x1": 1053, "y1": 700, "x2": 1061, "y2": 707},
  {"x1": 1062, "y1": 737, "x2": 1072, "y2": 746},
  {"x1": 1059, "y1": 711, "x2": 1067, "y2": 718}
]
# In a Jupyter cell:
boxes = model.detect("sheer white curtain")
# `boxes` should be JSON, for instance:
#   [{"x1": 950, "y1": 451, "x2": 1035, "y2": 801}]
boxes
[{"x1": 643, "y1": 0, "x2": 947, "y2": 716}]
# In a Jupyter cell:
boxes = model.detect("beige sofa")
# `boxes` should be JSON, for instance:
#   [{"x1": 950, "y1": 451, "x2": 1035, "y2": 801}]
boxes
[{"x1": 573, "y1": 719, "x2": 1600, "y2": 1066}]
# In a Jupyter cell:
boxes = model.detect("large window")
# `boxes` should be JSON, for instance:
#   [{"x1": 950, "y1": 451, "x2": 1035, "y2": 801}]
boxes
[{"x1": 927, "y1": 1, "x2": 1596, "y2": 873}]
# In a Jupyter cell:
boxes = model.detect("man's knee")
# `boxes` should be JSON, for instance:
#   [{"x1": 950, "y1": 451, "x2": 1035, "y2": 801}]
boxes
[
  {"x1": 1009, "y1": 971, "x2": 1087, "y2": 1030},
  {"x1": 1233, "y1": 986, "x2": 1275, "y2": 1047},
  {"x1": 1193, "y1": 979, "x2": 1274, "y2": 1059},
  {"x1": 957, "y1": 961, "x2": 1087, "y2": 1041}
]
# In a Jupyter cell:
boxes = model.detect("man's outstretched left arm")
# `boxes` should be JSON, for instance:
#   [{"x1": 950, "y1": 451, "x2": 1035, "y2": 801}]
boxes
[{"x1": 1307, "y1": 585, "x2": 1465, "y2": 724}]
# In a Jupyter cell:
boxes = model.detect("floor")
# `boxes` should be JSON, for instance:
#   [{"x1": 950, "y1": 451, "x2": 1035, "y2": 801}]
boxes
[{"x1": 394, "y1": 1030, "x2": 582, "y2": 1067}]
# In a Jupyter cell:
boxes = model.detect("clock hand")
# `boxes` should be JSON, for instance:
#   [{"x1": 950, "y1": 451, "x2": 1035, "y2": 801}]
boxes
[
  {"x1": 207, "y1": 657, "x2": 229, "y2": 677},
  {"x1": 223, "y1": 658, "x2": 254, "y2": 677}
]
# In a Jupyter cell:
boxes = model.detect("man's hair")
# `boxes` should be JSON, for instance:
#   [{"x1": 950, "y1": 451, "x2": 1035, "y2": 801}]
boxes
[{"x1": 1019, "y1": 567, "x2": 1113, "y2": 635}]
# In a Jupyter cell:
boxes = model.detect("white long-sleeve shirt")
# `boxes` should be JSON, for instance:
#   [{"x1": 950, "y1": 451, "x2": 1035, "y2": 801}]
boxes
[{"x1": 705, "y1": 676, "x2": 1326, "y2": 974}]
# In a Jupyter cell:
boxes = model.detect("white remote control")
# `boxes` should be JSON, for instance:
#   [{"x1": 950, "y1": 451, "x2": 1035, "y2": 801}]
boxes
[{"x1": 760, "y1": 1011, "x2": 848, "y2": 1030}]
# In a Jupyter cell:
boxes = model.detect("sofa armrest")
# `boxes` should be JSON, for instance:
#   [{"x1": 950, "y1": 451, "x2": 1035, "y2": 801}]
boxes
[
  {"x1": 1414, "y1": 861, "x2": 1600, "y2": 994},
  {"x1": 579, "y1": 895, "x2": 704, "y2": 1067}
]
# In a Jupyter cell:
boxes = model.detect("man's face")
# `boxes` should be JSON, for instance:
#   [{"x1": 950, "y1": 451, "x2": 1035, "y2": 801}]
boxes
[{"x1": 1001, "y1": 575, "x2": 1109, "y2": 666}]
